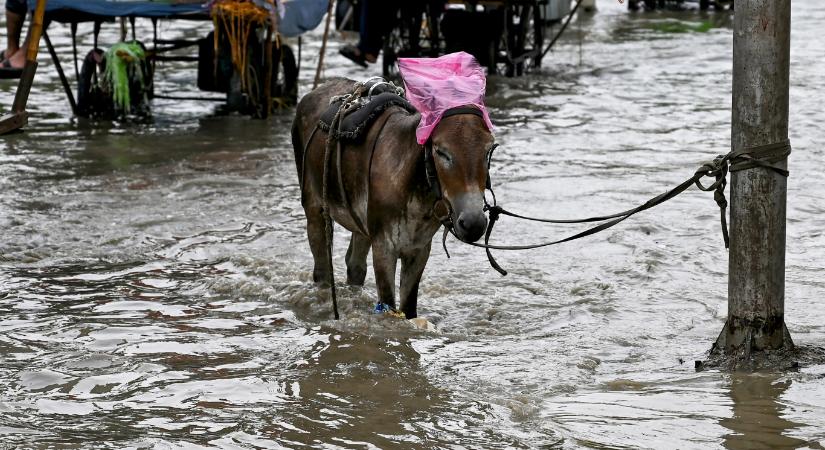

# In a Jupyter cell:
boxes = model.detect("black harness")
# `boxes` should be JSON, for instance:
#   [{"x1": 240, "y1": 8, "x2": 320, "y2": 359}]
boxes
[
  {"x1": 423, "y1": 105, "x2": 490, "y2": 200},
  {"x1": 423, "y1": 106, "x2": 500, "y2": 266}
]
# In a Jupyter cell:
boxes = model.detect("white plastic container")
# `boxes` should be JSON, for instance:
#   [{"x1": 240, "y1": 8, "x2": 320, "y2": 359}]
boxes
[{"x1": 543, "y1": 0, "x2": 573, "y2": 22}]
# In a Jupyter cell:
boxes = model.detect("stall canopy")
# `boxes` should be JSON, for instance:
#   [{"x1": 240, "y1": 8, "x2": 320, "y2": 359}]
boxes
[{"x1": 33, "y1": 0, "x2": 328, "y2": 37}]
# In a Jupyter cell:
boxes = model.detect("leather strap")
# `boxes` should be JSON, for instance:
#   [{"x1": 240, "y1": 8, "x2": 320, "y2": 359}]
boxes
[{"x1": 442, "y1": 106, "x2": 484, "y2": 120}]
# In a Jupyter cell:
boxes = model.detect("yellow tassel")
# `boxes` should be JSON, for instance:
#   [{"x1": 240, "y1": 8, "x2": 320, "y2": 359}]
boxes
[{"x1": 210, "y1": 0, "x2": 273, "y2": 92}]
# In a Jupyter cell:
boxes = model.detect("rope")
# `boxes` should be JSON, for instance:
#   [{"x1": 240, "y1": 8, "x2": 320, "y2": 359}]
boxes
[
  {"x1": 315, "y1": 82, "x2": 380, "y2": 319},
  {"x1": 449, "y1": 140, "x2": 791, "y2": 275},
  {"x1": 729, "y1": 139, "x2": 791, "y2": 176},
  {"x1": 321, "y1": 103, "x2": 349, "y2": 320}
]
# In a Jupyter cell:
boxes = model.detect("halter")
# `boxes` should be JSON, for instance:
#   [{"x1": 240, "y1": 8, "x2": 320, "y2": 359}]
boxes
[{"x1": 423, "y1": 106, "x2": 499, "y2": 258}]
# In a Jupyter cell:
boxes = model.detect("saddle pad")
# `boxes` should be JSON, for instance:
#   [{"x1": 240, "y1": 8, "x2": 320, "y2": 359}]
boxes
[{"x1": 318, "y1": 87, "x2": 416, "y2": 142}]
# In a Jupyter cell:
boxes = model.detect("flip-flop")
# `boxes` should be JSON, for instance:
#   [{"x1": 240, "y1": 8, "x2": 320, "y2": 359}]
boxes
[
  {"x1": 339, "y1": 45, "x2": 368, "y2": 68},
  {"x1": 0, "y1": 58, "x2": 23, "y2": 79},
  {"x1": 1, "y1": 48, "x2": 21, "y2": 61}
]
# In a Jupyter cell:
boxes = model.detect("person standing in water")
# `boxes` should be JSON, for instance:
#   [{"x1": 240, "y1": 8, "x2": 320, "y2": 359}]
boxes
[
  {"x1": 1, "y1": 0, "x2": 28, "y2": 78},
  {"x1": 338, "y1": 0, "x2": 400, "y2": 68}
]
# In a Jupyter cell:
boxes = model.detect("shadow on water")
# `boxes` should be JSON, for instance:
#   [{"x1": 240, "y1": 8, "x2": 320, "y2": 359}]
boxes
[
  {"x1": 279, "y1": 332, "x2": 546, "y2": 449},
  {"x1": 721, "y1": 373, "x2": 824, "y2": 450},
  {"x1": 274, "y1": 333, "x2": 454, "y2": 449}
]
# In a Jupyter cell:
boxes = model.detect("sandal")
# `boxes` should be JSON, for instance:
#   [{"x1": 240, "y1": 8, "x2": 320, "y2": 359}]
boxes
[
  {"x1": 0, "y1": 58, "x2": 23, "y2": 79},
  {"x1": 0, "y1": 48, "x2": 18, "y2": 62},
  {"x1": 339, "y1": 44, "x2": 368, "y2": 68}
]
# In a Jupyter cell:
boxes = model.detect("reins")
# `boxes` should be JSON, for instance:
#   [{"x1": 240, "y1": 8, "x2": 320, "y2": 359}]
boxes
[{"x1": 441, "y1": 139, "x2": 792, "y2": 276}]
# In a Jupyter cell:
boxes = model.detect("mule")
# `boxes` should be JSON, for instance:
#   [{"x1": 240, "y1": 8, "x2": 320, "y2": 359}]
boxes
[{"x1": 291, "y1": 78, "x2": 494, "y2": 318}]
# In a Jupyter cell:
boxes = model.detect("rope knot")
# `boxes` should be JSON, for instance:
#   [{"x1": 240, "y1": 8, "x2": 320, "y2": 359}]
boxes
[
  {"x1": 713, "y1": 189, "x2": 728, "y2": 210},
  {"x1": 691, "y1": 155, "x2": 731, "y2": 248},
  {"x1": 695, "y1": 154, "x2": 729, "y2": 193},
  {"x1": 484, "y1": 204, "x2": 502, "y2": 219}
]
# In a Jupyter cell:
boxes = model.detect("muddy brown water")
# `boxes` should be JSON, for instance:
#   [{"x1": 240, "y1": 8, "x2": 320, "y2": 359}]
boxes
[{"x1": 2, "y1": 2, "x2": 825, "y2": 449}]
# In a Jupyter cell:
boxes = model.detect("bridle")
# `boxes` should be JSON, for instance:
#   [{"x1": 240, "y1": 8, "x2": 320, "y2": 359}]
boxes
[{"x1": 423, "y1": 106, "x2": 499, "y2": 256}]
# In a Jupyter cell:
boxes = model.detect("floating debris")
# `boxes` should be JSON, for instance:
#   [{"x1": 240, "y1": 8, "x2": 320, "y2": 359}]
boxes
[{"x1": 650, "y1": 20, "x2": 715, "y2": 33}]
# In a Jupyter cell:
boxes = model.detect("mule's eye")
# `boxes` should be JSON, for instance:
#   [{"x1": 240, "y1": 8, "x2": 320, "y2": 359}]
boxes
[{"x1": 435, "y1": 148, "x2": 452, "y2": 163}]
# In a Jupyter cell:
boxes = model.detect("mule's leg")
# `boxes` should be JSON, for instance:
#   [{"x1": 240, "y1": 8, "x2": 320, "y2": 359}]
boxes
[
  {"x1": 305, "y1": 205, "x2": 334, "y2": 285},
  {"x1": 399, "y1": 243, "x2": 431, "y2": 319},
  {"x1": 345, "y1": 232, "x2": 370, "y2": 286},
  {"x1": 371, "y1": 236, "x2": 398, "y2": 309}
]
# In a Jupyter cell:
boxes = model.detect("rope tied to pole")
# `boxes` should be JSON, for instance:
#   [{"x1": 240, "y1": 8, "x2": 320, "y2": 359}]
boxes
[
  {"x1": 451, "y1": 140, "x2": 792, "y2": 275},
  {"x1": 728, "y1": 139, "x2": 792, "y2": 176}
]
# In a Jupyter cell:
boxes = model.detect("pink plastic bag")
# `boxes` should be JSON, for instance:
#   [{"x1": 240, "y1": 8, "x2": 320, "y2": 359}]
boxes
[{"x1": 398, "y1": 51, "x2": 494, "y2": 145}]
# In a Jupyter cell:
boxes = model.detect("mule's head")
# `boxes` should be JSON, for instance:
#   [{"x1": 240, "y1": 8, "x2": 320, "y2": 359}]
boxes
[{"x1": 428, "y1": 109, "x2": 495, "y2": 243}]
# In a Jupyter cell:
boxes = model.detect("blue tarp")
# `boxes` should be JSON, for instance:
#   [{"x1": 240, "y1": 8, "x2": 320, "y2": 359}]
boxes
[
  {"x1": 39, "y1": 0, "x2": 207, "y2": 19},
  {"x1": 37, "y1": 0, "x2": 327, "y2": 37},
  {"x1": 280, "y1": 0, "x2": 327, "y2": 37}
]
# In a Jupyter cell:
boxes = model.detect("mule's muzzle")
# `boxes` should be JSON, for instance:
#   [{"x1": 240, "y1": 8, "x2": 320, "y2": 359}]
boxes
[{"x1": 452, "y1": 195, "x2": 487, "y2": 243}]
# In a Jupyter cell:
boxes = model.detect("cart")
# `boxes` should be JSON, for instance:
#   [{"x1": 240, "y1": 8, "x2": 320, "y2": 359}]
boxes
[
  {"x1": 34, "y1": 0, "x2": 327, "y2": 119},
  {"x1": 377, "y1": 0, "x2": 575, "y2": 78}
]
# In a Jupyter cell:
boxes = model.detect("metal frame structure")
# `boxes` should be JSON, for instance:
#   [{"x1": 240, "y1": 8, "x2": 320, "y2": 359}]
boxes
[
  {"x1": 382, "y1": 0, "x2": 566, "y2": 78},
  {"x1": 38, "y1": 5, "x2": 298, "y2": 119}
]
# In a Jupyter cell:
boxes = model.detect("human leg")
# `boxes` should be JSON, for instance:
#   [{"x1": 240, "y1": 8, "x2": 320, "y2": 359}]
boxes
[
  {"x1": 358, "y1": 0, "x2": 399, "y2": 60},
  {"x1": 339, "y1": 0, "x2": 400, "y2": 67},
  {"x1": 4, "y1": 0, "x2": 27, "y2": 58},
  {"x1": 2, "y1": 0, "x2": 28, "y2": 70}
]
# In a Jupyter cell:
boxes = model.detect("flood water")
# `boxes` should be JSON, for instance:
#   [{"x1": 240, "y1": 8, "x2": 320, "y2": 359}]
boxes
[{"x1": 2, "y1": 1, "x2": 825, "y2": 448}]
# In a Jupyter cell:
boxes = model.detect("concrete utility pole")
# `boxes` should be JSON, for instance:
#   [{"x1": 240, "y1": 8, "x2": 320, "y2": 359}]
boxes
[{"x1": 713, "y1": 0, "x2": 794, "y2": 357}]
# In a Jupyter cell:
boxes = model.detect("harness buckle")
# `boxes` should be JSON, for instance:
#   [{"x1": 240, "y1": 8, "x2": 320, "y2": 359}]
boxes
[{"x1": 432, "y1": 199, "x2": 451, "y2": 224}]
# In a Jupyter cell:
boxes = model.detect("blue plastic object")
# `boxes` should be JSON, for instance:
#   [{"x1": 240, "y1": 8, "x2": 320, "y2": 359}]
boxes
[
  {"x1": 37, "y1": 0, "x2": 207, "y2": 20},
  {"x1": 373, "y1": 302, "x2": 392, "y2": 314}
]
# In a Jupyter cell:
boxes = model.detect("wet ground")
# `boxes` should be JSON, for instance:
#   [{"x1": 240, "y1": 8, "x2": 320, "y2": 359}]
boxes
[{"x1": 2, "y1": 1, "x2": 825, "y2": 448}]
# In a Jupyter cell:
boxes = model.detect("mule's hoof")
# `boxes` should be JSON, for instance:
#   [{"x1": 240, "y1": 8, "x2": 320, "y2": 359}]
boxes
[
  {"x1": 346, "y1": 267, "x2": 367, "y2": 286},
  {"x1": 312, "y1": 270, "x2": 332, "y2": 286},
  {"x1": 346, "y1": 278, "x2": 365, "y2": 287},
  {"x1": 313, "y1": 279, "x2": 333, "y2": 291}
]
